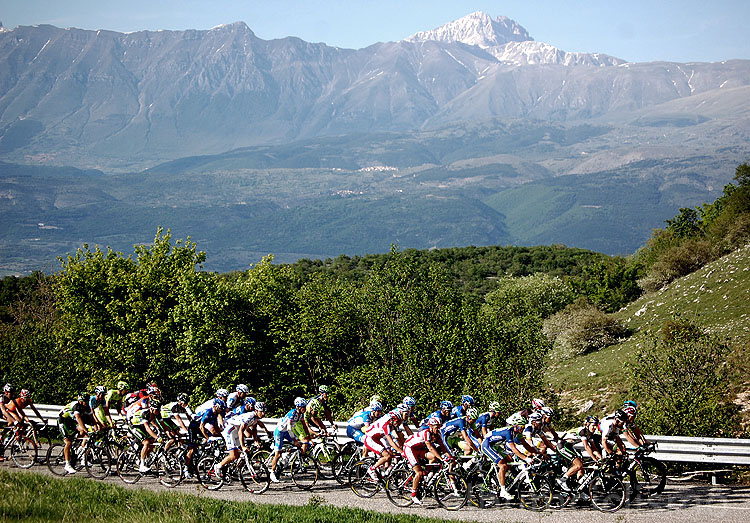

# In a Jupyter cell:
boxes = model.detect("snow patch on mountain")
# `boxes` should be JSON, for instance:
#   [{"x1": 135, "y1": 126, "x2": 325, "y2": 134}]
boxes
[
  {"x1": 406, "y1": 11, "x2": 532, "y2": 48},
  {"x1": 492, "y1": 41, "x2": 626, "y2": 67}
]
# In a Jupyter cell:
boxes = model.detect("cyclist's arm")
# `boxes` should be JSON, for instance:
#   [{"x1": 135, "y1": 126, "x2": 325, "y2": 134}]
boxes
[
  {"x1": 460, "y1": 429, "x2": 480, "y2": 453},
  {"x1": 174, "y1": 413, "x2": 188, "y2": 433},
  {"x1": 73, "y1": 412, "x2": 88, "y2": 436},
  {"x1": 582, "y1": 439, "x2": 601, "y2": 461},
  {"x1": 538, "y1": 431, "x2": 556, "y2": 453},
  {"x1": 626, "y1": 425, "x2": 647, "y2": 446},
  {"x1": 508, "y1": 441, "x2": 532, "y2": 463},
  {"x1": 384, "y1": 431, "x2": 402, "y2": 453}
]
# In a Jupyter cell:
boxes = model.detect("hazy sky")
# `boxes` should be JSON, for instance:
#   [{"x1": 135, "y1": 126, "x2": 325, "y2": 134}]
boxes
[{"x1": 2, "y1": 1, "x2": 749, "y2": 63}]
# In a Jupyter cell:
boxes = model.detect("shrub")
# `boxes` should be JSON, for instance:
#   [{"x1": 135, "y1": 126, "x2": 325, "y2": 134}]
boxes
[
  {"x1": 638, "y1": 239, "x2": 715, "y2": 292},
  {"x1": 543, "y1": 299, "x2": 629, "y2": 359},
  {"x1": 629, "y1": 319, "x2": 741, "y2": 437},
  {"x1": 482, "y1": 273, "x2": 574, "y2": 321}
]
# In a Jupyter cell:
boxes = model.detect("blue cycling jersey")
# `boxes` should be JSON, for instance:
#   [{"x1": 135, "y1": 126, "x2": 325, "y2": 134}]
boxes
[
  {"x1": 225, "y1": 405, "x2": 245, "y2": 420},
  {"x1": 89, "y1": 395, "x2": 105, "y2": 411},
  {"x1": 347, "y1": 408, "x2": 376, "y2": 429},
  {"x1": 475, "y1": 412, "x2": 496, "y2": 430},
  {"x1": 450, "y1": 405, "x2": 466, "y2": 419},
  {"x1": 277, "y1": 407, "x2": 304, "y2": 432},
  {"x1": 420, "y1": 409, "x2": 450, "y2": 428},
  {"x1": 441, "y1": 416, "x2": 470, "y2": 437},
  {"x1": 485, "y1": 426, "x2": 521, "y2": 446},
  {"x1": 196, "y1": 407, "x2": 220, "y2": 426}
]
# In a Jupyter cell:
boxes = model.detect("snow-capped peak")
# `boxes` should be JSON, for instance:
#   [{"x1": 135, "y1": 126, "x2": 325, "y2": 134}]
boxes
[{"x1": 405, "y1": 11, "x2": 532, "y2": 48}]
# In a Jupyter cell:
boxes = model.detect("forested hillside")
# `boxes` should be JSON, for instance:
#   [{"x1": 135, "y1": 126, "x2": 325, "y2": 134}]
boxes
[{"x1": 0, "y1": 164, "x2": 748, "y2": 436}]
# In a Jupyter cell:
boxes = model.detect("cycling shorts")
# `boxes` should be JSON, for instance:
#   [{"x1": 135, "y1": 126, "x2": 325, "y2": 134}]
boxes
[
  {"x1": 480, "y1": 438, "x2": 509, "y2": 465},
  {"x1": 58, "y1": 416, "x2": 78, "y2": 439},
  {"x1": 363, "y1": 431, "x2": 386, "y2": 455},
  {"x1": 346, "y1": 425, "x2": 365, "y2": 444},
  {"x1": 404, "y1": 445, "x2": 428, "y2": 467},
  {"x1": 129, "y1": 423, "x2": 154, "y2": 442},
  {"x1": 222, "y1": 426, "x2": 242, "y2": 451},
  {"x1": 187, "y1": 419, "x2": 202, "y2": 448},
  {"x1": 557, "y1": 441, "x2": 582, "y2": 463},
  {"x1": 274, "y1": 427, "x2": 296, "y2": 451}
]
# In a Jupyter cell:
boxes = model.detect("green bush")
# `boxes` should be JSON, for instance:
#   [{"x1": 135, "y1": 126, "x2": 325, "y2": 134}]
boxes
[
  {"x1": 638, "y1": 239, "x2": 715, "y2": 292},
  {"x1": 543, "y1": 299, "x2": 629, "y2": 359},
  {"x1": 629, "y1": 319, "x2": 741, "y2": 437}
]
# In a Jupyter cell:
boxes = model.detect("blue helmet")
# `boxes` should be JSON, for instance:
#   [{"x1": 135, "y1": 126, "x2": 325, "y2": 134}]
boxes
[
  {"x1": 461, "y1": 395, "x2": 475, "y2": 406},
  {"x1": 403, "y1": 396, "x2": 416, "y2": 408},
  {"x1": 213, "y1": 398, "x2": 227, "y2": 411},
  {"x1": 370, "y1": 401, "x2": 383, "y2": 411},
  {"x1": 440, "y1": 400, "x2": 453, "y2": 410},
  {"x1": 244, "y1": 397, "x2": 256, "y2": 408},
  {"x1": 294, "y1": 397, "x2": 307, "y2": 408}
]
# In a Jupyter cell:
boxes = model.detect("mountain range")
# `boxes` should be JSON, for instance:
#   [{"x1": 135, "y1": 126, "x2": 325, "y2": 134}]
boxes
[{"x1": 0, "y1": 12, "x2": 749, "y2": 274}]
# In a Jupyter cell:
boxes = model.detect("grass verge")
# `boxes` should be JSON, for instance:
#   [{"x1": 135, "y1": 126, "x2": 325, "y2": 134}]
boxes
[{"x1": 0, "y1": 469, "x2": 474, "y2": 523}]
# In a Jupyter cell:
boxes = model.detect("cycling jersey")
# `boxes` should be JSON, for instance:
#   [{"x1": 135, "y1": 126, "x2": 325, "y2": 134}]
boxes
[
  {"x1": 104, "y1": 389, "x2": 124, "y2": 410},
  {"x1": 277, "y1": 408, "x2": 304, "y2": 433},
  {"x1": 161, "y1": 401, "x2": 192, "y2": 419},
  {"x1": 226, "y1": 392, "x2": 243, "y2": 410},
  {"x1": 222, "y1": 411, "x2": 258, "y2": 451},
  {"x1": 125, "y1": 397, "x2": 150, "y2": 421},
  {"x1": 121, "y1": 389, "x2": 148, "y2": 414},
  {"x1": 577, "y1": 425, "x2": 603, "y2": 451},
  {"x1": 347, "y1": 408, "x2": 377, "y2": 443},
  {"x1": 60, "y1": 400, "x2": 92, "y2": 419},
  {"x1": 6, "y1": 397, "x2": 31, "y2": 414},
  {"x1": 481, "y1": 426, "x2": 522, "y2": 464},
  {"x1": 89, "y1": 395, "x2": 106, "y2": 411},
  {"x1": 440, "y1": 417, "x2": 479, "y2": 455},
  {"x1": 420, "y1": 409, "x2": 450, "y2": 429},
  {"x1": 403, "y1": 428, "x2": 436, "y2": 467},
  {"x1": 475, "y1": 411, "x2": 497, "y2": 431},
  {"x1": 599, "y1": 415, "x2": 626, "y2": 452},
  {"x1": 505, "y1": 408, "x2": 533, "y2": 425},
  {"x1": 363, "y1": 414, "x2": 399, "y2": 455},
  {"x1": 195, "y1": 398, "x2": 217, "y2": 416},
  {"x1": 450, "y1": 405, "x2": 466, "y2": 419},
  {"x1": 225, "y1": 405, "x2": 249, "y2": 420}
]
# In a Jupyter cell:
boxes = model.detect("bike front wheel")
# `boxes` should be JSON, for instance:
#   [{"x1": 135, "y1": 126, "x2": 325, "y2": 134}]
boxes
[
  {"x1": 84, "y1": 444, "x2": 112, "y2": 479},
  {"x1": 629, "y1": 457, "x2": 666, "y2": 500},
  {"x1": 590, "y1": 474, "x2": 626, "y2": 513},
  {"x1": 196, "y1": 455, "x2": 224, "y2": 490},
  {"x1": 517, "y1": 473, "x2": 553, "y2": 511},
  {"x1": 157, "y1": 451, "x2": 184, "y2": 488},
  {"x1": 116, "y1": 449, "x2": 143, "y2": 484},
  {"x1": 239, "y1": 456, "x2": 271, "y2": 494},
  {"x1": 10, "y1": 435, "x2": 38, "y2": 469},
  {"x1": 435, "y1": 471, "x2": 469, "y2": 511},
  {"x1": 385, "y1": 468, "x2": 414, "y2": 507},
  {"x1": 349, "y1": 459, "x2": 380, "y2": 498},
  {"x1": 46, "y1": 444, "x2": 68, "y2": 476}
]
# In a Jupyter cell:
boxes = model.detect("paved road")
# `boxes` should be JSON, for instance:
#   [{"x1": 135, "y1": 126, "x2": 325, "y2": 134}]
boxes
[{"x1": 8, "y1": 461, "x2": 750, "y2": 523}]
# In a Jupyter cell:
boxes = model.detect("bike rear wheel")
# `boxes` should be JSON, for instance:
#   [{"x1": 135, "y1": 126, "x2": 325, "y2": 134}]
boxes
[
  {"x1": 349, "y1": 459, "x2": 380, "y2": 498},
  {"x1": 290, "y1": 452, "x2": 319, "y2": 490},
  {"x1": 435, "y1": 471, "x2": 469, "y2": 511},
  {"x1": 116, "y1": 448, "x2": 143, "y2": 484},
  {"x1": 385, "y1": 468, "x2": 414, "y2": 507},
  {"x1": 590, "y1": 474, "x2": 626, "y2": 513},
  {"x1": 517, "y1": 473, "x2": 553, "y2": 511},
  {"x1": 197, "y1": 455, "x2": 224, "y2": 490},
  {"x1": 157, "y1": 451, "x2": 184, "y2": 488},
  {"x1": 10, "y1": 435, "x2": 38, "y2": 469},
  {"x1": 84, "y1": 443, "x2": 112, "y2": 479}
]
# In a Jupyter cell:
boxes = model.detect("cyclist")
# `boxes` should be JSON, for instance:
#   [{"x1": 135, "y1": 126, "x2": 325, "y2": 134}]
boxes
[
  {"x1": 226, "y1": 384, "x2": 250, "y2": 410},
  {"x1": 159, "y1": 393, "x2": 193, "y2": 449},
  {"x1": 620, "y1": 404, "x2": 648, "y2": 447},
  {"x1": 306, "y1": 385, "x2": 336, "y2": 436},
  {"x1": 58, "y1": 392, "x2": 98, "y2": 474},
  {"x1": 104, "y1": 381, "x2": 129, "y2": 425},
  {"x1": 270, "y1": 397, "x2": 311, "y2": 483},
  {"x1": 363, "y1": 410, "x2": 404, "y2": 481},
  {"x1": 346, "y1": 400, "x2": 383, "y2": 445},
  {"x1": 90, "y1": 386, "x2": 110, "y2": 427},
  {"x1": 1, "y1": 384, "x2": 19, "y2": 424},
  {"x1": 480, "y1": 413, "x2": 536, "y2": 500},
  {"x1": 476, "y1": 401, "x2": 502, "y2": 437},
  {"x1": 578, "y1": 415, "x2": 603, "y2": 461},
  {"x1": 6, "y1": 388, "x2": 48, "y2": 427},
  {"x1": 195, "y1": 388, "x2": 229, "y2": 416},
  {"x1": 128, "y1": 397, "x2": 162, "y2": 473},
  {"x1": 540, "y1": 406, "x2": 562, "y2": 444},
  {"x1": 505, "y1": 398, "x2": 545, "y2": 425},
  {"x1": 399, "y1": 396, "x2": 420, "y2": 431},
  {"x1": 420, "y1": 400, "x2": 453, "y2": 428},
  {"x1": 600, "y1": 409, "x2": 629, "y2": 457},
  {"x1": 390, "y1": 402, "x2": 415, "y2": 447},
  {"x1": 184, "y1": 398, "x2": 226, "y2": 479},
  {"x1": 451, "y1": 395, "x2": 475, "y2": 419},
  {"x1": 403, "y1": 417, "x2": 450, "y2": 505},
  {"x1": 215, "y1": 398, "x2": 265, "y2": 477},
  {"x1": 440, "y1": 407, "x2": 481, "y2": 457},
  {"x1": 121, "y1": 382, "x2": 160, "y2": 414},
  {"x1": 226, "y1": 396, "x2": 255, "y2": 420}
]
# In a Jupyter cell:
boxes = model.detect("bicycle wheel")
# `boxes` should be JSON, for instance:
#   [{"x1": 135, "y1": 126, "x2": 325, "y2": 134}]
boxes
[
  {"x1": 239, "y1": 456, "x2": 271, "y2": 494},
  {"x1": 46, "y1": 444, "x2": 68, "y2": 476},
  {"x1": 332, "y1": 442, "x2": 358, "y2": 485},
  {"x1": 435, "y1": 471, "x2": 469, "y2": 511},
  {"x1": 116, "y1": 449, "x2": 143, "y2": 484},
  {"x1": 157, "y1": 451, "x2": 184, "y2": 488},
  {"x1": 84, "y1": 443, "x2": 112, "y2": 479},
  {"x1": 517, "y1": 473, "x2": 553, "y2": 511},
  {"x1": 290, "y1": 452, "x2": 319, "y2": 490},
  {"x1": 349, "y1": 459, "x2": 380, "y2": 498},
  {"x1": 385, "y1": 468, "x2": 414, "y2": 507},
  {"x1": 629, "y1": 457, "x2": 667, "y2": 500},
  {"x1": 10, "y1": 435, "x2": 38, "y2": 469},
  {"x1": 470, "y1": 470, "x2": 500, "y2": 509},
  {"x1": 197, "y1": 455, "x2": 224, "y2": 490},
  {"x1": 312, "y1": 442, "x2": 338, "y2": 480},
  {"x1": 590, "y1": 474, "x2": 626, "y2": 513}
]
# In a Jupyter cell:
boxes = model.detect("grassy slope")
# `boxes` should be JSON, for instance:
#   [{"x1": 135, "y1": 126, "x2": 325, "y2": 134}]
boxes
[
  {"x1": 546, "y1": 244, "x2": 750, "y2": 415},
  {"x1": 0, "y1": 469, "x2": 474, "y2": 523}
]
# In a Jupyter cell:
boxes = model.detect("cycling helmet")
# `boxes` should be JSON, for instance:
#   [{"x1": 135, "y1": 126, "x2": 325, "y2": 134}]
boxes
[
  {"x1": 427, "y1": 417, "x2": 441, "y2": 427},
  {"x1": 236, "y1": 384, "x2": 250, "y2": 394},
  {"x1": 369, "y1": 400, "x2": 383, "y2": 411},
  {"x1": 370, "y1": 394, "x2": 382, "y2": 404},
  {"x1": 466, "y1": 407, "x2": 479, "y2": 420},
  {"x1": 117, "y1": 381, "x2": 129, "y2": 391},
  {"x1": 294, "y1": 397, "x2": 307, "y2": 408},
  {"x1": 403, "y1": 396, "x2": 416, "y2": 408},
  {"x1": 94, "y1": 385, "x2": 107, "y2": 396},
  {"x1": 20, "y1": 389, "x2": 31, "y2": 400},
  {"x1": 440, "y1": 400, "x2": 453, "y2": 410},
  {"x1": 396, "y1": 403, "x2": 410, "y2": 413},
  {"x1": 318, "y1": 385, "x2": 330, "y2": 393},
  {"x1": 531, "y1": 398, "x2": 546, "y2": 410},
  {"x1": 77, "y1": 392, "x2": 88, "y2": 401},
  {"x1": 540, "y1": 407, "x2": 554, "y2": 418},
  {"x1": 244, "y1": 397, "x2": 257, "y2": 408},
  {"x1": 508, "y1": 413, "x2": 526, "y2": 426},
  {"x1": 585, "y1": 415, "x2": 600, "y2": 425},
  {"x1": 623, "y1": 400, "x2": 638, "y2": 409},
  {"x1": 149, "y1": 399, "x2": 161, "y2": 410},
  {"x1": 622, "y1": 406, "x2": 637, "y2": 419},
  {"x1": 614, "y1": 409, "x2": 628, "y2": 422},
  {"x1": 529, "y1": 412, "x2": 543, "y2": 423},
  {"x1": 3, "y1": 383, "x2": 14, "y2": 393},
  {"x1": 177, "y1": 393, "x2": 190, "y2": 404},
  {"x1": 216, "y1": 388, "x2": 229, "y2": 399},
  {"x1": 461, "y1": 395, "x2": 475, "y2": 406},
  {"x1": 488, "y1": 401, "x2": 501, "y2": 412},
  {"x1": 213, "y1": 398, "x2": 227, "y2": 410},
  {"x1": 389, "y1": 411, "x2": 402, "y2": 422},
  {"x1": 147, "y1": 384, "x2": 160, "y2": 396},
  {"x1": 254, "y1": 402, "x2": 266, "y2": 412}
]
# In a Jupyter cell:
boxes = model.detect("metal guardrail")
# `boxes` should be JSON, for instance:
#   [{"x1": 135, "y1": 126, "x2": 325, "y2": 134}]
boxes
[{"x1": 29, "y1": 404, "x2": 750, "y2": 468}]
